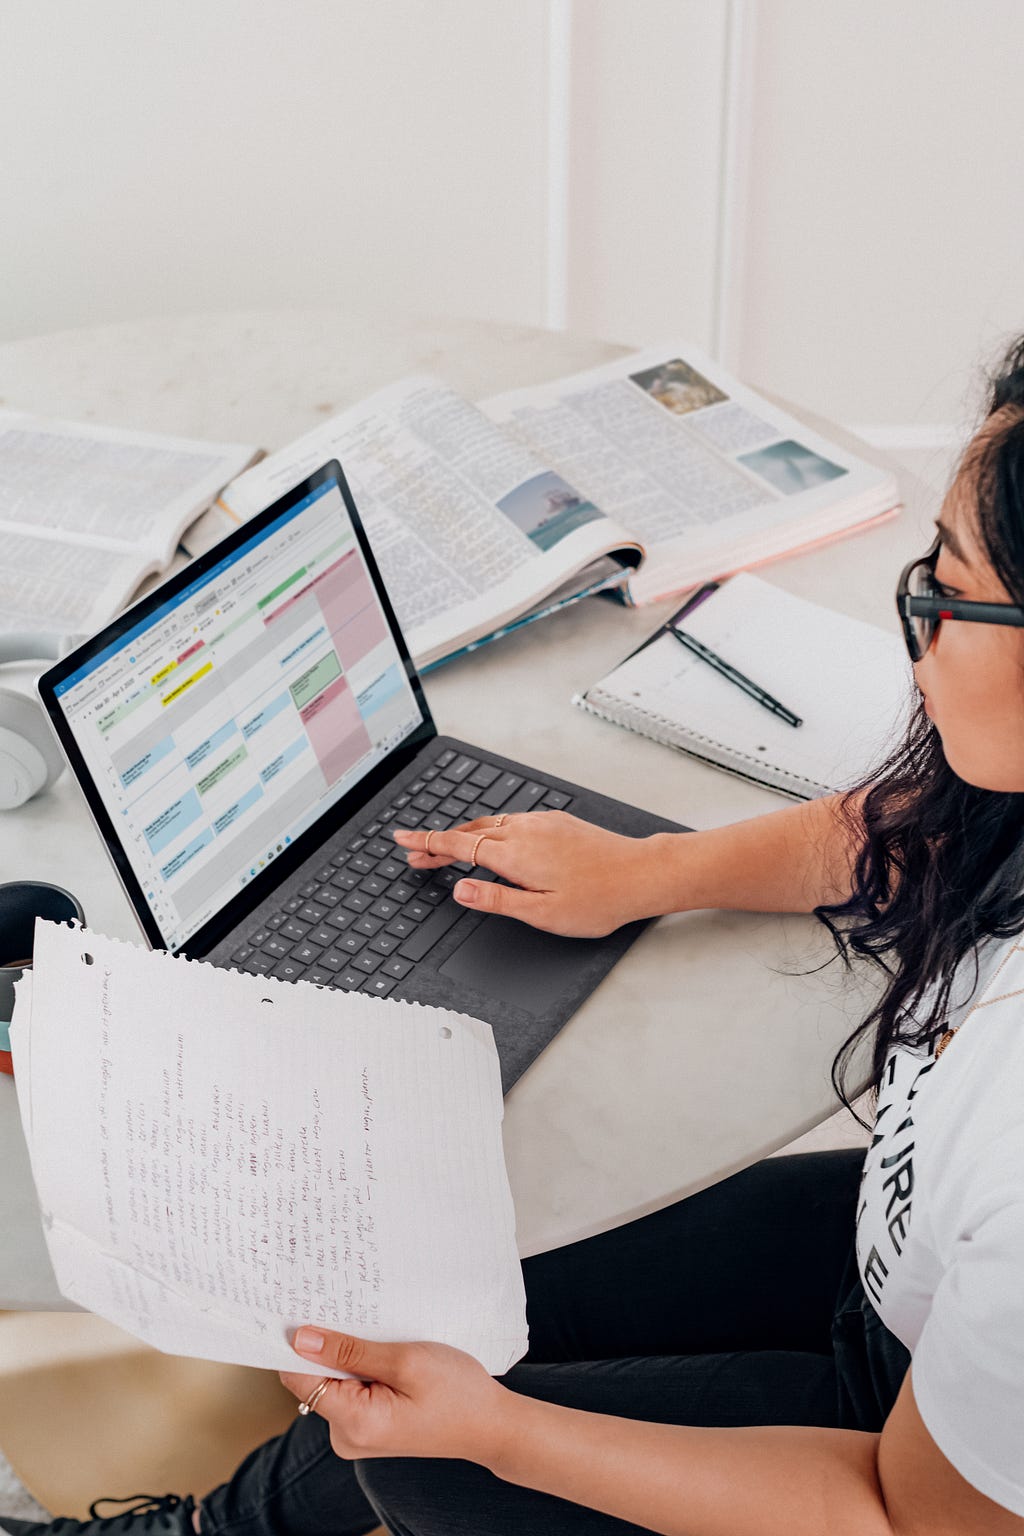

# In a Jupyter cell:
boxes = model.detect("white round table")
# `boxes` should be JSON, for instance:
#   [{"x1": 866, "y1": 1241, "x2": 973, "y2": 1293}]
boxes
[{"x1": 0, "y1": 311, "x2": 932, "y2": 1307}]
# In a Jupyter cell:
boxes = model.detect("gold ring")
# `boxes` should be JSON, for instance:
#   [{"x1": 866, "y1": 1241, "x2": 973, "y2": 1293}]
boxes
[
  {"x1": 493, "y1": 814, "x2": 508, "y2": 828},
  {"x1": 424, "y1": 829, "x2": 436, "y2": 855},
  {"x1": 297, "y1": 1377, "x2": 333, "y2": 1417},
  {"x1": 471, "y1": 833, "x2": 489, "y2": 865}
]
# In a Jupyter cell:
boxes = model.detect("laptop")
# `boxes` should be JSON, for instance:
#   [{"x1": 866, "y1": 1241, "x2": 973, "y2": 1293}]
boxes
[{"x1": 38, "y1": 461, "x2": 685, "y2": 1093}]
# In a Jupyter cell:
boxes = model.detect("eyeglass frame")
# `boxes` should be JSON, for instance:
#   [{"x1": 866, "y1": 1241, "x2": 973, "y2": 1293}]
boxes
[{"x1": 896, "y1": 535, "x2": 1024, "y2": 664}]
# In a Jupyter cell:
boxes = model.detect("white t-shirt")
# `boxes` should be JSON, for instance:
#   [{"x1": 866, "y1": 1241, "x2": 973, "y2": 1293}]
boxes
[{"x1": 854, "y1": 931, "x2": 1024, "y2": 1516}]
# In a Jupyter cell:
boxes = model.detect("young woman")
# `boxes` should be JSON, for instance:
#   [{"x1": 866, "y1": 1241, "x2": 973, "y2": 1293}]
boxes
[{"x1": 8, "y1": 340, "x2": 1024, "y2": 1536}]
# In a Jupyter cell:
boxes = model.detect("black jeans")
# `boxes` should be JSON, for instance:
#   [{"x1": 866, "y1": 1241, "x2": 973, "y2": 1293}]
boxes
[{"x1": 201, "y1": 1148, "x2": 910, "y2": 1536}]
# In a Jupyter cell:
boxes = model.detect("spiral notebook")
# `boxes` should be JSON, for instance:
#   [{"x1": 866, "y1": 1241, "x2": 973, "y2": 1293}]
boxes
[{"x1": 573, "y1": 572, "x2": 915, "y2": 800}]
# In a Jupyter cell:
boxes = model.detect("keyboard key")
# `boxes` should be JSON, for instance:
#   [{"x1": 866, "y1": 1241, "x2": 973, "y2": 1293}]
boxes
[
  {"x1": 393, "y1": 792, "x2": 411, "y2": 808},
  {"x1": 334, "y1": 848, "x2": 356, "y2": 866},
  {"x1": 369, "y1": 897, "x2": 400, "y2": 921},
  {"x1": 364, "y1": 838, "x2": 392, "y2": 860},
  {"x1": 231, "y1": 945, "x2": 253, "y2": 964},
  {"x1": 241, "y1": 952, "x2": 276, "y2": 975},
  {"x1": 433, "y1": 867, "x2": 459, "y2": 889},
  {"x1": 436, "y1": 797, "x2": 466, "y2": 819},
  {"x1": 361, "y1": 975, "x2": 396, "y2": 997},
  {"x1": 319, "y1": 950, "x2": 346, "y2": 971},
  {"x1": 262, "y1": 935, "x2": 292, "y2": 958},
  {"x1": 349, "y1": 854, "x2": 375, "y2": 876},
  {"x1": 332, "y1": 969, "x2": 365, "y2": 990},
  {"x1": 386, "y1": 914, "x2": 416, "y2": 940},
  {"x1": 453, "y1": 782, "x2": 478, "y2": 804},
  {"x1": 422, "y1": 811, "x2": 450, "y2": 831},
  {"x1": 359, "y1": 822, "x2": 381, "y2": 839},
  {"x1": 291, "y1": 942, "x2": 322, "y2": 965},
  {"x1": 341, "y1": 890, "x2": 372, "y2": 913},
  {"x1": 347, "y1": 835, "x2": 367, "y2": 854},
  {"x1": 299, "y1": 880, "x2": 319, "y2": 898},
  {"x1": 281, "y1": 918, "x2": 309, "y2": 942},
  {"x1": 500, "y1": 780, "x2": 548, "y2": 815},
  {"x1": 468, "y1": 762, "x2": 500, "y2": 788},
  {"x1": 315, "y1": 865, "x2": 334, "y2": 883},
  {"x1": 382, "y1": 955, "x2": 414, "y2": 980},
  {"x1": 353, "y1": 951, "x2": 382, "y2": 974},
  {"x1": 376, "y1": 858, "x2": 404, "y2": 881},
  {"x1": 282, "y1": 895, "x2": 304, "y2": 914},
  {"x1": 419, "y1": 884, "x2": 447, "y2": 906},
  {"x1": 265, "y1": 912, "x2": 287, "y2": 930},
  {"x1": 447, "y1": 754, "x2": 479, "y2": 782},
  {"x1": 435, "y1": 749, "x2": 456, "y2": 768},
  {"x1": 432, "y1": 777, "x2": 458, "y2": 799},
  {"x1": 246, "y1": 928, "x2": 270, "y2": 947},
  {"x1": 307, "y1": 969, "x2": 333, "y2": 986},
  {"x1": 408, "y1": 778, "x2": 426, "y2": 795},
  {"x1": 421, "y1": 765, "x2": 439, "y2": 781},
  {"x1": 479, "y1": 772, "x2": 523, "y2": 810},
  {"x1": 354, "y1": 914, "x2": 384, "y2": 937},
  {"x1": 307, "y1": 924, "x2": 336, "y2": 949},
  {"x1": 377, "y1": 808, "x2": 396, "y2": 824},
  {"x1": 326, "y1": 909, "x2": 355, "y2": 932},
  {"x1": 359, "y1": 874, "x2": 389, "y2": 897},
  {"x1": 331, "y1": 869, "x2": 361, "y2": 892},
  {"x1": 369, "y1": 933, "x2": 400, "y2": 956},
  {"x1": 314, "y1": 885, "x2": 341, "y2": 907},
  {"x1": 387, "y1": 880, "x2": 417, "y2": 905},
  {"x1": 412, "y1": 792, "x2": 439, "y2": 812},
  {"x1": 398, "y1": 900, "x2": 465, "y2": 963},
  {"x1": 395, "y1": 808, "x2": 423, "y2": 828},
  {"x1": 402, "y1": 899, "x2": 431, "y2": 923},
  {"x1": 298, "y1": 902, "x2": 326, "y2": 924},
  {"x1": 338, "y1": 933, "x2": 367, "y2": 955},
  {"x1": 272, "y1": 959, "x2": 305, "y2": 982},
  {"x1": 542, "y1": 789, "x2": 572, "y2": 809}
]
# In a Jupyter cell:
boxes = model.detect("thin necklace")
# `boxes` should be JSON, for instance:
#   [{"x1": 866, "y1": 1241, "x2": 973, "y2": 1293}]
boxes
[{"x1": 934, "y1": 1027, "x2": 958, "y2": 1059}]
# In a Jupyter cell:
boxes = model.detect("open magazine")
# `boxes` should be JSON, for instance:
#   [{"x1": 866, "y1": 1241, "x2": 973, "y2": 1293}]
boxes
[
  {"x1": 0, "y1": 410, "x2": 259, "y2": 638},
  {"x1": 212, "y1": 344, "x2": 900, "y2": 669}
]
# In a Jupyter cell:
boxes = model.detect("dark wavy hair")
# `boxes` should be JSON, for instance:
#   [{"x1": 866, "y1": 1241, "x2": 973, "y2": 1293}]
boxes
[{"x1": 820, "y1": 335, "x2": 1024, "y2": 1131}]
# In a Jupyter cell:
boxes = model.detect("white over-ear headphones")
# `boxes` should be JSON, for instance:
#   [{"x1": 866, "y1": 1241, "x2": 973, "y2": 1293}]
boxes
[{"x1": 0, "y1": 634, "x2": 67, "y2": 811}]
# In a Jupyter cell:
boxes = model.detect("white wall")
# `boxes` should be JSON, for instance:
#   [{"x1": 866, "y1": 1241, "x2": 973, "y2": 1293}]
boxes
[{"x1": 2, "y1": 0, "x2": 1023, "y2": 431}]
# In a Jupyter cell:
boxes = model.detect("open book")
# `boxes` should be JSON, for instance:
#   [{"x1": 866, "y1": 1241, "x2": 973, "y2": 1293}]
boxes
[
  {"x1": 0, "y1": 410, "x2": 258, "y2": 638},
  {"x1": 11, "y1": 921, "x2": 528, "y2": 1377},
  {"x1": 213, "y1": 344, "x2": 901, "y2": 669}
]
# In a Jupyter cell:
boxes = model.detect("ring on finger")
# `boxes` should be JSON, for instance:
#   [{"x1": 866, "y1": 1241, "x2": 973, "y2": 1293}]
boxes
[
  {"x1": 493, "y1": 814, "x2": 508, "y2": 829},
  {"x1": 297, "y1": 1377, "x2": 332, "y2": 1417},
  {"x1": 424, "y1": 829, "x2": 436, "y2": 855},
  {"x1": 471, "y1": 832, "x2": 489, "y2": 865}
]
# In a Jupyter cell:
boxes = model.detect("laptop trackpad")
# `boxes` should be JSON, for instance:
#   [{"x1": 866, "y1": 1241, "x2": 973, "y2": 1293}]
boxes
[{"x1": 439, "y1": 915, "x2": 594, "y2": 1016}]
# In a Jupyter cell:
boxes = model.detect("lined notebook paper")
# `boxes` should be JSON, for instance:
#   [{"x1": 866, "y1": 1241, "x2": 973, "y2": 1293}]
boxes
[
  {"x1": 574, "y1": 572, "x2": 915, "y2": 800},
  {"x1": 10, "y1": 922, "x2": 527, "y2": 1377}
]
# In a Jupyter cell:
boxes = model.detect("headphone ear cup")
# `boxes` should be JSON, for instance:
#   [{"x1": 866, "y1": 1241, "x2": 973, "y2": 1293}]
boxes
[{"x1": 0, "y1": 688, "x2": 66, "y2": 810}]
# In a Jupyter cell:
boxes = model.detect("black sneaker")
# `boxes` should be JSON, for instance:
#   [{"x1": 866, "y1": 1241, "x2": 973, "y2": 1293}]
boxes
[{"x1": 1, "y1": 1493, "x2": 197, "y2": 1535}]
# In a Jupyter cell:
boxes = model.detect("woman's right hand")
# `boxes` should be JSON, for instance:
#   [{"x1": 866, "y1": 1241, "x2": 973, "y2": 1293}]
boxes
[{"x1": 392, "y1": 810, "x2": 667, "y2": 938}]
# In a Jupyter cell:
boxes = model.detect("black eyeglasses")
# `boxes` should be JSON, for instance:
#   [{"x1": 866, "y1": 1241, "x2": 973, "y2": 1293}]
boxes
[{"x1": 896, "y1": 535, "x2": 1024, "y2": 663}]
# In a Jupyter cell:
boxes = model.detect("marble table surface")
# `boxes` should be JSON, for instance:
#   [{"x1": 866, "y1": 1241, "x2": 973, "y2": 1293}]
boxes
[{"x1": 0, "y1": 311, "x2": 937, "y2": 1306}]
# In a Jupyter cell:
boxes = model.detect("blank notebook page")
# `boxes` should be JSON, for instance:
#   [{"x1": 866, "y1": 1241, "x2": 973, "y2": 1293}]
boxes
[{"x1": 585, "y1": 572, "x2": 915, "y2": 797}]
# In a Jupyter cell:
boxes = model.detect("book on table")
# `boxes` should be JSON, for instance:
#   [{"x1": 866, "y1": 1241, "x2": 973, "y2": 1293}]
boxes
[
  {"x1": 0, "y1": 408, "x2": 259, "y2": 639},
  {"x1": 574, "y1": 571, "x2": 915, "y2": 801},
  {"x1": 207, "y1": 344, "x2": 901, "y2": 670}
]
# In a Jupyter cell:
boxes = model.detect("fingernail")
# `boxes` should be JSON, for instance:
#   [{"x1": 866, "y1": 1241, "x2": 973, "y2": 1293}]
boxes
[
  {"x1": 294, "y1": 1327, "x2": 326, "y2": 1354},
  {"x1": 392, "y1": 830, "x2": 412, "y2": 842},
  {"x1": 455, "y1": 881, "x2": 477, "y2": 903}
]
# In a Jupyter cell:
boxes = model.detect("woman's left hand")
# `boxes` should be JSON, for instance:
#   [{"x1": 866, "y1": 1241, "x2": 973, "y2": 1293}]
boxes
[{"x1": 280, "y1": 1327, "x2": 513, "y2": 1465}]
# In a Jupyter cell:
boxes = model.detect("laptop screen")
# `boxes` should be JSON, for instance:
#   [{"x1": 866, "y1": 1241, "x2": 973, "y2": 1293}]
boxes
[{"x1": 47, "y1": 473, "x2": 427, "y2": 951}]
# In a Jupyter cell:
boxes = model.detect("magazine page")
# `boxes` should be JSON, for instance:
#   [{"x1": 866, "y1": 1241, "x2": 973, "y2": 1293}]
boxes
[
  {"x1": 0, "y1": 410, "x2": 258, "y2": 568},
  {"x1": 481, "y1": 343, "x2": 900, "y2": 604},
  {"x1": 0, "y1": 528, "x2": 147, "y2": 638},
  {"x1": 218, "y1": 377, "x2": 642, "y2": 667}
]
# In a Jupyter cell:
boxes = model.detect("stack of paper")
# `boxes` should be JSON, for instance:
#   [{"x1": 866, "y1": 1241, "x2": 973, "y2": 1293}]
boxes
[{"x1": 11, "y1": 922, "x2": 527, "y2": 1377}]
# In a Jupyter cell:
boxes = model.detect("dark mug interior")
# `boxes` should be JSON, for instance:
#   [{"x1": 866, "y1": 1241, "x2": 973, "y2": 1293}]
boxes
[{"x1": 0, "y1": 881, "x2": 86, "y2": 1031}]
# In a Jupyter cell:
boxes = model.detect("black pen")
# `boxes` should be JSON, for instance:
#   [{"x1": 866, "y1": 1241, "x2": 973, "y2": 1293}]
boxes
[{"x1": 665, "y1": 624, "x2": 803, "y2": 728}]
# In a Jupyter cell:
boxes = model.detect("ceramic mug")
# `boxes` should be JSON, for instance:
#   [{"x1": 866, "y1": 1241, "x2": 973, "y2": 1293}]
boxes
[{"x1": 0, "y1": 881, "x2": 85, "y2": 1075}]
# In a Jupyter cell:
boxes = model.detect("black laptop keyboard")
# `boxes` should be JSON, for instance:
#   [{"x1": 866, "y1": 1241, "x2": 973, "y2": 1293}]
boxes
[{"x1": 227, "y1": 747, "x2": 573, "y2": 999}]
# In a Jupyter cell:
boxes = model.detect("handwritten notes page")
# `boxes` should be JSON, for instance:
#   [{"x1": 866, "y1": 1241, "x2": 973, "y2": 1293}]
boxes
[{"x1": 10, "y1": 922, "x2": 527, "y2": 1377}]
